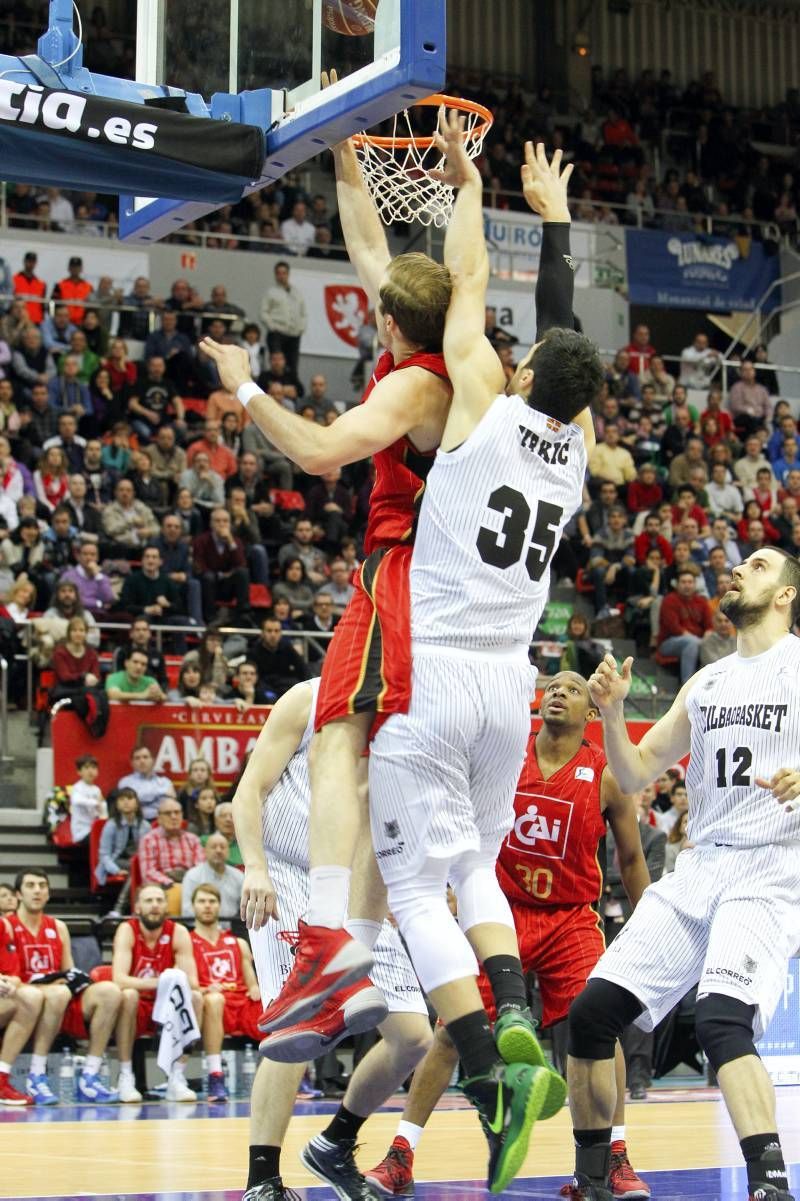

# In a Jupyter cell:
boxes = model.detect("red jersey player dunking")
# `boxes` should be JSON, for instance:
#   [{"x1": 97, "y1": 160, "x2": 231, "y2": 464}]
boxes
[
  {"x1": 367, "y1": 672, "x2": 653, "y2": 1201},
  {"x1": 200, "y1": 117, "x2": 454, "y2": 1040}
]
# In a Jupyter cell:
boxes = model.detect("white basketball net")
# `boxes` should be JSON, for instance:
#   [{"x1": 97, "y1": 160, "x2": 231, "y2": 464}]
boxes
[{"x1": 354, "y1": 104, "x2": 492, "y2": 229}]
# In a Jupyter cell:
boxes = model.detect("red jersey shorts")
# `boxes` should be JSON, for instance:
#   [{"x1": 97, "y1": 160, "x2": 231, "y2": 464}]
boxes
[
  {"x1": 221, "y1": 991, "x2": 263, "y2": 1041},
  {"x1": 60, "y1": 993, "x2": 89, "y2": 1039},
  {"x1": 315, "y1": 544, "x2": 412, "y2": 735},
  {"x1": 477, "y1": 901, "x2": 605, "y2": 1029}
]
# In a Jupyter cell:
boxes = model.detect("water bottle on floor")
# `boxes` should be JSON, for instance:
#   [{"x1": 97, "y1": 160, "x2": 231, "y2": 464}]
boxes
[
  {"x1": 242, "y1": 1045, "x2": 257, "y2": 1096},
  {"x1": 59, "y1": 1051, "x2": 75, "y2": 1103}
]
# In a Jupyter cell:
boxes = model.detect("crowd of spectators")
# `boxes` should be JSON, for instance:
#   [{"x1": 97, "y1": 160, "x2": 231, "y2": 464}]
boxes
[{"x1": 451, "y1": 67, "x2": 800, "y2": 239}]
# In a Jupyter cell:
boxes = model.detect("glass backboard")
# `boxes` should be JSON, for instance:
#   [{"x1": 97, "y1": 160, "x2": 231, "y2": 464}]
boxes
[{"x1": 120, "y1": 0, "x2": 445, "y2": 243}]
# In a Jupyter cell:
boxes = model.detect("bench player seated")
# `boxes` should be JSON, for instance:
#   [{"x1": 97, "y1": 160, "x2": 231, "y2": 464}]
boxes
[
  {"x1": 112, "y1": 882, "x2": 204, "y2": 1103},
  {"x1": 0, "y1": 913, "x2": 44, "y2": 1106},
  {"x1": 232, "y1": 677, "x2": 432, "y2": 1201},
  {"x1": 189, "y1": 882, "x2": 263, "y2": 1103},
  {"x1": 10, "y1": 869, "x2": 122, "y2": 1104},
  {"x1": 367, "y1": 673, "x2": 651, "y2": 1200}
]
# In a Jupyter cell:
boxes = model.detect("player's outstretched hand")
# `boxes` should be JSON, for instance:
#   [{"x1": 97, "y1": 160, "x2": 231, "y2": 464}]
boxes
[
  {"x1": 198, "y1": 338, "x2": 253, "y2": 395},
  {"x1": 588, "y1": 653, "x2": 634, "y2": 711},
  {"x1": 755, "y1": 767, "x2": 800, "y2": 813},
  {"x1": 429, "y1": 107, "x2": 480, "y2": 188},
  {"x1": 241, "y1": 867, "x2": 279, "y2": 929},
  {"x1": 521, "y1": 141, "x2": 573, "y2": 222}
]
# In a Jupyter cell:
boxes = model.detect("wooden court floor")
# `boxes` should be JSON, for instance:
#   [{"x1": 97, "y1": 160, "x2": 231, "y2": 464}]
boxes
[{"x1": 2, "y1": 1090, "x2": 800, "y2": 1198}]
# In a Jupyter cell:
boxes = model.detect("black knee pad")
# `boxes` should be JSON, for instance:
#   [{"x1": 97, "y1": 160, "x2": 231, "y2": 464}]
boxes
[
  {"x1": 568, "y1": 979, "x2": 644, "y2": 1061},
  {"x1": 695, "y1": 993, "x2": 757, "y2": 1073}
]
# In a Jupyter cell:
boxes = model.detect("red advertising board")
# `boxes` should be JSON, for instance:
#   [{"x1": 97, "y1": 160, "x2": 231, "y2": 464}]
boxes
[
  {"x1": 52, "y1": 703, "x2": 273, "y2": 793},
  {"x1": 52, "y1": 702, "x2": 663, "y2": 794}
]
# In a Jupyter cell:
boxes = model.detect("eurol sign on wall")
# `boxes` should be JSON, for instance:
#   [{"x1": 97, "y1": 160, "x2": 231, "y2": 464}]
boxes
[
  {"x1": 483, "y1": 208, "x2": 596, "y2": 287},
  {"x1": 625, "y1": 228, "x2": 781, "y2": 312}
]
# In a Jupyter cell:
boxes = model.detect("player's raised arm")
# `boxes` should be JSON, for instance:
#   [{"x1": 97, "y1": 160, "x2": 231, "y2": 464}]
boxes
[
  {"x1": 435, "y1": 110, "x2": 505, "y2": 447},
  {"x1": 232, "y1": 681, "x2": 314, "y2": 929},
  {"x1": 589, "y1": 654, "x2": 693, "y2": 793},
  {"x1": 324, "y1": 69, "x2": 391, "y2": 303},
  {"x1": 521, "y1": 142, "x2": 596, "y2": 455}
]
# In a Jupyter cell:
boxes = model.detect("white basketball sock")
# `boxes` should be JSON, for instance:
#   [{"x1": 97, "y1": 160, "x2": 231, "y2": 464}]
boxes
[
  {"x1": 344, "y1": 918, "x2": 382, "y2": 950},
  {"x1": 207, "y1": 1054, "x2": 222, "y2": 1074},
  {"x1": 84, "y1": 1056, "x2": 102, "y2": 1077},
  {"x1": 119, "y1": 1061, "x2": 134, "y2": 1078},
  {"x1": 397, "y1": 1120, "x2": 425, "y2": 1151},
  {"x1": 30, "y1": 1055, "x2": 47, "y2": 1076},
  {"x1": 0, "y1": 1060, "x2": 11, "y2": 1074},
  {"x1": 307, "y1": 866, "x2": 351, "y2": 928},
  {"x1": 611, "y1": 1124, "x2": 626, "y2": 1144}
]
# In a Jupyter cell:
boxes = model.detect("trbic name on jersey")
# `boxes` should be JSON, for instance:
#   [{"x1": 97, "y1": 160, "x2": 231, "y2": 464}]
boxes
[
  {"x1": 698, "y1": 702, "x2": 788, "y2": 734},
  {"x1": 518, "y1": 424, "x2": 573, "y2": 465}
]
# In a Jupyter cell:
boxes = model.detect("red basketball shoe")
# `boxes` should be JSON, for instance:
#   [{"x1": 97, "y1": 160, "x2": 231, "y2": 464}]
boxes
[
  {"x1": 258, "y1": 920, "x2": 374, "y2": 1032},
  {"x1": 365, "y1": 1136, "x2": 415, "y2": 1196},
  {"x1": 0, "y1": 1071, "x2": 31, "y2": 1106},
  {"x1": 260, "y1": 976, "x2": 388, "y2": 1062},
  {"x1": 608, "y1": 1142, "x2": 650, "y2": 1199}
]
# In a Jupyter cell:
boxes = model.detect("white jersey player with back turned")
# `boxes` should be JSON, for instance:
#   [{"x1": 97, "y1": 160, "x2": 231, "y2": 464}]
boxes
[
  {"x1": 564, "y1": 546, "x2": 800, "y2": 1201},
  {"x1": 368, "y1": 122, "x2": 605, "y2": 1194},
  {"x1": 231, "y1": 677, "x2": 430, "y2": 1201}
]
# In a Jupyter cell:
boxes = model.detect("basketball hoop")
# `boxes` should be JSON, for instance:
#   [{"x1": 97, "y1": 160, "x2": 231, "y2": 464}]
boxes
[{"x1": 352, "y1": 94, "x2": 494, "y2": 228}]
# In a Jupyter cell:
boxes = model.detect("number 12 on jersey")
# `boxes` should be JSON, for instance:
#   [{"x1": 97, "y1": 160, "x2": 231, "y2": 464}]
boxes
[{"x1": 476, "y1": 486, "x2": 564, "y2": 581}]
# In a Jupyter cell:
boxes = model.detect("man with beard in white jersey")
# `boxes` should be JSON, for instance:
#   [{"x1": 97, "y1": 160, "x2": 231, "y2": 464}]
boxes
[
  {"x1": 232, "y1": 677, "x2": 431, "y2": 1201},
  {"x1": 565, "y1": 545, "x2": 800, "y2": 1201},
  {"x1": 367, "y1": 117, "x2": 604, "y2": 1195}
]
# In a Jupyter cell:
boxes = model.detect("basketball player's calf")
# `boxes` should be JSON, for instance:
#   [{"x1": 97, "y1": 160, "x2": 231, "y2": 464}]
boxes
[
  {"x1": 0, "y1": 985, "x2": 43, "y2": 1106},
  {"x1": 244, "y1": 1011, "x2": 432, "y2": 1201}
]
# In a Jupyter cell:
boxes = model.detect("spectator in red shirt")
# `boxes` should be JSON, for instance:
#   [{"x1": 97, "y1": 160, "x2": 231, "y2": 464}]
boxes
[
  {"x1": 624, "y1": 324, "x2": 656, "y2": 377},
  {"x1": 671, "y1": 484, "x2": 709, "y2": 534},
  {"x1": 50, "y1": 615, "x2": 101, "y2": 703},
  {"x1": 634, "y1": 512, "x2": 674, "y2": 566},
  {"x1": 13, "y1": 252, "x2": 46, "y2": 324},
  {"x1": 186, "y1": 419, "x2": 237, "y2": 481},
  {"x1": 192, "y1": 506, "x2": 252, "y2": 623},
  {"x1": 137, "y1": 796, "x2": 204, "y2": 912},
  {"x1": 658, "y1": 569, "x2": 713, "y2": 681},
  {"x1": 626, "y1": 462, "x2": 663, "y2": 515},
  {"x1": 52, "y1": 256, "x2": 93, "y2": 325},
  {"x1": 603, "y1": 108, "x2": 639, "y2": 149}
]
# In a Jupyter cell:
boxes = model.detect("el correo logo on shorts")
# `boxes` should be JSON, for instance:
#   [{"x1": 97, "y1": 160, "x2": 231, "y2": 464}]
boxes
[
  {"x1": 0, "y1": 82, "x2": 158, "y2": 150},
  {"x1": 376, "y1": 842, "x2": 405, "y2": 860}
]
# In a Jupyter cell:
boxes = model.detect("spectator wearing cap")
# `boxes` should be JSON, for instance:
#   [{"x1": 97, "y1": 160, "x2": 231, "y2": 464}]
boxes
[
  {"x1": 52, "y1": 256, "x2": 93, "y2": 325},
  {"x1": 13, "y1": 252, "x2": 46, "y2": 324}
]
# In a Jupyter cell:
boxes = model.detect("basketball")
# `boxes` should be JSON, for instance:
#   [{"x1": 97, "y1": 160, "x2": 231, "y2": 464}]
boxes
[{"x1": 322, "y1": 0, "x2": 377, "y2": 37}]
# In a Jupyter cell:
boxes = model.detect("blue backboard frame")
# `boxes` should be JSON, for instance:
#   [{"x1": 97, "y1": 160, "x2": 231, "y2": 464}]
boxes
[{"x1": 118, "y1": 0, "x2": 446, "y2": 244}]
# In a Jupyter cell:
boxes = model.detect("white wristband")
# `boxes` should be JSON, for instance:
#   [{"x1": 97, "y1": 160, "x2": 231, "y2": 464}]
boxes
[{"x1": 237, "y1": 382, "x2": 262, "y2": 408}]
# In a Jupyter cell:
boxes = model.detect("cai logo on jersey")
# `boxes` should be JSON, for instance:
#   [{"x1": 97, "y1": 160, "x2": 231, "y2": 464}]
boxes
[
  {"x1": 504, "y1": 791, "x2": 573, "y2": 861},
  {"x1": 207, "y1": 950, "x2": 236, "y2": 982},
  {"x1": 23, "y1": 946, "x2": 57, "y2": 974}
]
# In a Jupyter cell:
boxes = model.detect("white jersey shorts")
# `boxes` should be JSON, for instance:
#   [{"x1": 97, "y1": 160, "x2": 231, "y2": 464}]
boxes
[
  {"x1": 249, "y1": 857, "x2": 427, "y2": 1017},
  {"x1": 592, "y1": 841, "x2": 800, "y2": 1040},
  {"x1": 369, "y1": 647, "x2": 536, "y2": 884}
]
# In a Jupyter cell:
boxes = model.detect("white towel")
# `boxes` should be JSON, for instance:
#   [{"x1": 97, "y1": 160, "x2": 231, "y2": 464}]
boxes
[{"x1": 151, "y1": 968, "x2": 201, "y2": 1074}]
